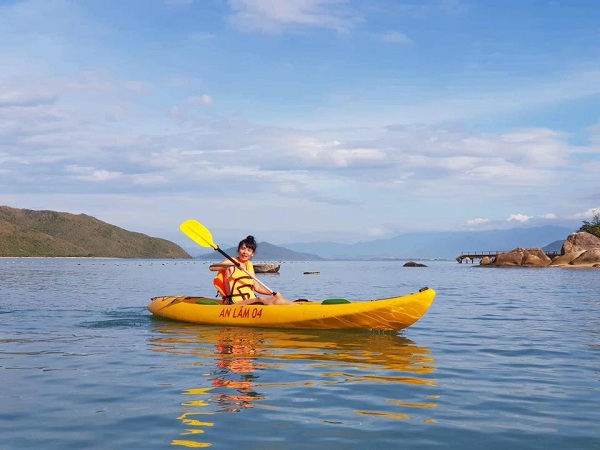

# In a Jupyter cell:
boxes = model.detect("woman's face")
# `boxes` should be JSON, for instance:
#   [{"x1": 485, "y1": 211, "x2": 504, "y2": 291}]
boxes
[{"x1": 237, "y1": 243, "x2": 255, "y2": 262}]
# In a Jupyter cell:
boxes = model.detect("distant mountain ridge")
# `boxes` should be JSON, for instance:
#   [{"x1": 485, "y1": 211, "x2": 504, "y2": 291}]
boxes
[
  {"x1": 1, "y1": 205, "x2": 575, "y2": 260},
  {"x1": 542, "y1": 240, "x2": 565, "y2": 253},
  {"x1": 281, "y1": 225, "x2": 574, "y2": 260},
  {"x1": 195, "y1": 226, "x2": 574, "y2": 261},
  {"x1": 0, "y1": 206, "x2": 190, "y2": 258},
  {"x1": 197, "y1": 241, "x2": 323, "y2": 261}
]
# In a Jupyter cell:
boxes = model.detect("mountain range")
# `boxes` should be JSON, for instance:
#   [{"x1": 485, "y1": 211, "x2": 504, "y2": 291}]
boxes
[
  {"x1": 2, "y1": 205, "x2": 575, "y2": 260},
  {"x1": 194, "y1": 225, "x2": 574, "y2": 260},
  {"x1": 280, "y1": 226, "x2": 573, "y2": 260},
  {"x1": 197, "y1": 241, "x2": 324, "y2": 261}
]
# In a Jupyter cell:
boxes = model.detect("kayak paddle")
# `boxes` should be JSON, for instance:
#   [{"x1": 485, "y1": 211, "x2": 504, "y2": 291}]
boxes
[{"x1": 180, "y1": 219, "x2": 277, "y2": 295}]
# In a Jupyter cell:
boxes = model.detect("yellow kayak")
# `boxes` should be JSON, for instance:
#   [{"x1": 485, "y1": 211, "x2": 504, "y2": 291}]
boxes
[{"x1": 147, "y1": 287, "x2": 435, "y2": 331}]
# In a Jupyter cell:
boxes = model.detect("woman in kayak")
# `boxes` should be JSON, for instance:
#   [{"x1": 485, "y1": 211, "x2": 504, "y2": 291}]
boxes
[{"x1": 209, "y1": 235, "x2": 294, "y2": 305}]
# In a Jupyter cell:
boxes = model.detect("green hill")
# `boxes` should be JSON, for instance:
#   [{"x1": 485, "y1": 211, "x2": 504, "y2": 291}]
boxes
[{"x1": 0, "y1": 206, "x2": 190, "y2": 258}]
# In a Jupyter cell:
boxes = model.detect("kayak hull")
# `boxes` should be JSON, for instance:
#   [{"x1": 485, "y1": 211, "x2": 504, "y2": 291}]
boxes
[{"x1": 147, "y1": 287, "x2": 435, "y2": 331}]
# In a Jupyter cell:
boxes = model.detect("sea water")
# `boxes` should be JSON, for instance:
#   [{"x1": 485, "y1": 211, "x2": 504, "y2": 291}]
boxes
[{"x1": 1, "y1": 258, "x2": 598, "y2": 449}]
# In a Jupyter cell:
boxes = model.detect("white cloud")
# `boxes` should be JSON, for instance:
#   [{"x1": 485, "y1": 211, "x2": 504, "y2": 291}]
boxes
[
  {"x1": 466, "y1": 218, "x2": 490, "y2": 226},
  {"x1": 168, "y1": 95, "x2": 214, "y2": 124},
  {"x1": 65, "y1": 165, "x2": 124, "y2": 182},
  {"x1": 0, "y1": 81, "x2": 57, "y2": 107},
  {"x1": 279, "y1": 183, "x2": 299, "y2": 193},
  {"x1": 367, "y1": 227, "x2": 386, "y2": 238},
  {"x1": 540, "y1": 213, "x2": 558, "y2": 219},
  {"x1": 188, "y1": 95, "x2": 213, "y2": 107},
  {"x1": 507, "y1": 214, "x2": 533, "y2": 223},
  {"x1": 569, "y1": 207, "x2": 600, "y2": 220},
  {"x1": 379, "y1": 31, "x2": 411, "y2": 44},
  {"x1": 273, "y1": 137, "x2": 388, "y2": 169},
  {"x1": 227, "y1": 0, "x2": 361, "y2": 33},
  {"x1": 308, "y1": 69, "x2": 600, "y2": 130}
]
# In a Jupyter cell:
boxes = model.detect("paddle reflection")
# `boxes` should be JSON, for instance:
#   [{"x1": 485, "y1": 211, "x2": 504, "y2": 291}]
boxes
[{"x1": 149, "y1": 322, "x2": 438, "y2": 447}]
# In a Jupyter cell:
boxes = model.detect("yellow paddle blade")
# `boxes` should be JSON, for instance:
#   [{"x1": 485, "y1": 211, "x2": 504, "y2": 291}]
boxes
[{"x1": 180, "y1": 219, "x2": 218, "y2": 249}]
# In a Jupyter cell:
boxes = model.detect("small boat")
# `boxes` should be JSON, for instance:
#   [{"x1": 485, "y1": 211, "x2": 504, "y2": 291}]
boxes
[
  {"x1": 253, "y1": 263, "x2": 281, "y2": 273},
  {"x1": 147, "y1": 287, "x2": 435, "y2": 331}
]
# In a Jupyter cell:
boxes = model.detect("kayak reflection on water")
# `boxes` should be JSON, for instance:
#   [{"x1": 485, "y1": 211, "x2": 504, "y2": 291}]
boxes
[
  {"x1": 210, "y1": 333, "x2": 265, "y2": 413},
  {"x1": 149, "y1": 323, "x2": 438, "y2": 448}
]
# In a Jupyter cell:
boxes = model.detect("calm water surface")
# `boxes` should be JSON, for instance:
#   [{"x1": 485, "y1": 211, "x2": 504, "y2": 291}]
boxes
[{"x1": 1, "y1": 259, "x2": 598, "y2": 449}]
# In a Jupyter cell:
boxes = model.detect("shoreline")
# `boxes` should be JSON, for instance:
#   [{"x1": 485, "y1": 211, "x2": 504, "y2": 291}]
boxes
[
  {"x1": 476, "y1": 262, "x2": 599, "y2": 269},
  {"x1": 549, "y1": 263, "x2": 600, "y2": 269},
  {"x1": 0, "y1": 256, "x2": 126, "y2": 260}
]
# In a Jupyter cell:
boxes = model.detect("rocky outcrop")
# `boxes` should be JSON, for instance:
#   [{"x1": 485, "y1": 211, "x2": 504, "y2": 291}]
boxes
[
  {"x1": 570, "y1": 248, "x2": 600, "y2": 266},
  {"x1": 551, "y1": 232, "x2": 600, "y2": 267},
  {"x1": 403, "y1": 261, "x2": 428, "y2": 267},
  {"x1": 480, "y1": 231, "x2": 600, "y2": 268},
  {"x1": 493, "y1": 250, "x2": 523, "y2": 266},
  {"x1": 481, "y1": 231, "x2": 600, "y2": 268},
  {"x1": 561, "y1": 231, "x2": 600, "y2": 254},
  {"x1": 549, "y1": 250, "x2": 586, "y2": 266},
  {"x1": 491, "y1": 247, "x2": 552, "y2": 267},
  {"x1": 522, "y1": 250, "x2": 552, "y2": 267}
]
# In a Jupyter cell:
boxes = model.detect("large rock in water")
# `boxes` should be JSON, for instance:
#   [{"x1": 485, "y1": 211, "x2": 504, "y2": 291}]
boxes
[
  {"x1": 494, "y1": 249, "x2": 523, "y2": 266},
  {"x1": 403, "y1": 261, "x2": 428, "y2": 267},
  {"x1": 551, "y1": 231, "x2": 600, "y2": 267},
  {"x1": 570, "y1": 248, "x2": 600, "y2": 266},
  {"x1": 494, "y1": 247, "x2": 552, "y2": 267},
  {"x1": 561, "y1": 231, "x2": 600, "y2": 254},
  {"x1": 522, "y1": 250, "x2": 552, "y2": 267},
  {"x1": 549, "y1": 250, "x2": 586, "y2": 266},
  {"x1": 483, "y1": 231, "x2": 600, "y2": 268}
]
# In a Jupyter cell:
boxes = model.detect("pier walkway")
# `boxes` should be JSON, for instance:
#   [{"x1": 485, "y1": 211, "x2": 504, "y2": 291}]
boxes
[
  {"x1": 456, "y1": 251, "x2": 505, "y2": 263},
  {"x1": 456, "y1": 250, "x2": 561, "y2": 263}
]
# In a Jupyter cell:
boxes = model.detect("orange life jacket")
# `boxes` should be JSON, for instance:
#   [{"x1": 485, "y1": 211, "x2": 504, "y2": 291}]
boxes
[{"x1": 213, "y1": 260, "x2": 256, "y2": 304}]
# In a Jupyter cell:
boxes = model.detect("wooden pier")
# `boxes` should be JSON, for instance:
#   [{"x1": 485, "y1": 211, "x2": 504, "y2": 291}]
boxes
[
  {"x1": 456, "y1": 251, "x2": 505, "y2": 263},
  {"x1": 456, "y1": 250, "x2": 561, "y2": 263}
]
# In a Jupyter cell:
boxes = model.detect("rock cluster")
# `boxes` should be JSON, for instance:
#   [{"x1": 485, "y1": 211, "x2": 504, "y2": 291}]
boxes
[
  {"x1": 561, "y1": 231, "x2": 600, "y2": 254},
  {"x1": 403, "y1": 261, "x2": 428, "y2": 267},
  {"x1": 480, "y1": 231, "x2": 600, "y2": 268}
]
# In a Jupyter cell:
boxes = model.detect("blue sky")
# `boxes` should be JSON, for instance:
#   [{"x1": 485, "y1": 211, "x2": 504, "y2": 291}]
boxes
[{"x1": 1, "y1": 0, "x2": 599, "y2": 247}]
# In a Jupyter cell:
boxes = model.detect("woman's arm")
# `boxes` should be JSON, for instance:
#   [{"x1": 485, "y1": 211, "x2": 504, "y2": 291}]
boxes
[
  {"x1": 253, "y1": 282, "x2": 275, "y2": 296},
  {"x1": 209, "y1": 260, "x2": 235, "y2": 272}
]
